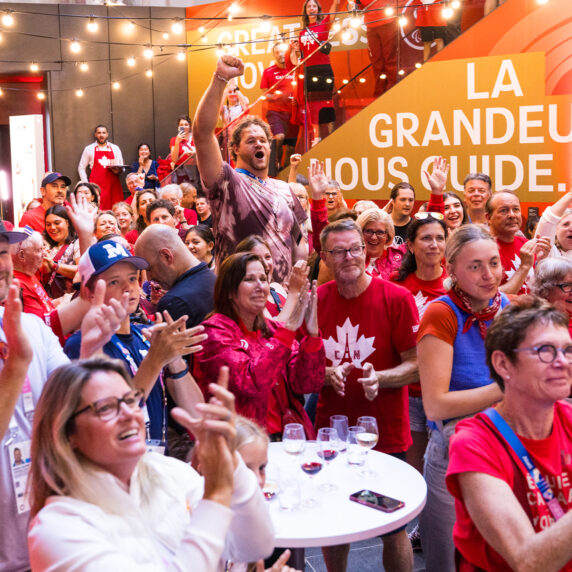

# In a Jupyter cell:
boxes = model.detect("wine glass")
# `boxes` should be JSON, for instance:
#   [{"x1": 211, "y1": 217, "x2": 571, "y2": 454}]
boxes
[
  {"x1": 317, "y1": 427, "x2": 340, "y2": 491},
  {"x1": 356, "y1": 416, "x2": 379, "y2": 478},
  {"x1": 346, "y1": 425, "x2": 367, "y2": 467},
  {"x1": 300, "y1": 445, "x2": 323, "y2": 507},
  {"x1": 330, "y1": 415, "x2": 348, "y2": 453},
  {"x1": 283, "y1": 423, "x2": 306, "y2": 459}
]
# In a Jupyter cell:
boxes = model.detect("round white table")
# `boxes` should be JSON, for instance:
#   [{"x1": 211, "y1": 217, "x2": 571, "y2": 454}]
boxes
[{"x1": 266, "y1": 441, "x2": 427, "y2": 549}]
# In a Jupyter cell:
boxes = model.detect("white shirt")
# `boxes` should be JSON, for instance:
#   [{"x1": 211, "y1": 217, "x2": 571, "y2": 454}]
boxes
[
  {"x1": 78, "y1": 142, "x2": 124, "y2": 182},
  {"x1": 0, "y1": 310, "x2": 69, "y2": 572},
  {"x1": 28, "y1": 454, "x2": 274, "y2": 571}
]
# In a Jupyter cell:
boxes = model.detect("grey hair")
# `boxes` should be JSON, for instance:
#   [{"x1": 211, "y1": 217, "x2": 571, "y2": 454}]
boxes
[
  {"x1": 125, "y1": 172, "x2": 140, "y2": 183},
  {"x1": 320, "y1": 218, "x2": 363, "y2": 251},
  {"x1": 327, "y1": 180, "x2": 340, "y2": 190},
  {"x1": 356, "y1": 208, "x2": 395, "y2": 245},
  {"x1": 463, "y1": 172, "x2": 492, "y2": 189},
  {"x1": 159, "y1": 184, "x2": 183, "y2": 200},
  {"x1": 11, "y1": 229, "x2": 42, "y2": 253},
  {"x1": 531, "y1": 257, "x2": 572, "y2": 299}
]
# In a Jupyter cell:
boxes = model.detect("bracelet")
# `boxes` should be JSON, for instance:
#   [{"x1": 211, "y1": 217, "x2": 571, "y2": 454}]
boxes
[
  {"x1": 214, "y1": 72, "x2": 229, "y2": 84},
  {"x1": 166, "y1": 366, "x2": 189, "y2": 380}
]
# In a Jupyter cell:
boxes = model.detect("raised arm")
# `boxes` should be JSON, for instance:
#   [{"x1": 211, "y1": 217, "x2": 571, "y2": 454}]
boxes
[
  {"x1": 536, "y1": 189, "x2": 572, "y2": 241},
  {"x1": 193, "y1": 56, "x2": 245, "y2": 189}
]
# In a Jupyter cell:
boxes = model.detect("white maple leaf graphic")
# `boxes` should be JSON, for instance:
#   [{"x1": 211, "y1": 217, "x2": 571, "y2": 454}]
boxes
[
  {"x1": 323, "y1": 317, "x2": 376, "y2": 368},
  {"x1": 504, "y1": 253, "x2": 533, "y2": 283}
]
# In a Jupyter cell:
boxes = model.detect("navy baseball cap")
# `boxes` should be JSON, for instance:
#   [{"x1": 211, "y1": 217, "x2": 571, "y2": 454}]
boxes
[
  {"x1": 0, "y1": 222, "x2": 28, "y2": 244},
  {"x1": 79, "y1": 240, "x2": 148, "y2": 285},
  {"x1": 41, "y1": 172, "x2": 71, "y2": 188}
]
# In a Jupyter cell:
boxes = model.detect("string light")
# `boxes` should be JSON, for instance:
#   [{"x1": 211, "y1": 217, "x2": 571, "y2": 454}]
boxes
[
  {"x1": 325, "y1": 78, "x2": 332, "y2": 84},
  {"x1": 143, "y1": 46, "x2": 154, "y2": 59},
  {"x1": 359, "y1": 77, "x2": 366, "y2": 83},
  {"x1": 451, "y1": 0, "x2": 461, "y2": 7},
  {"x1": 385, "y1": 6, "x2": 394, "y2": 16},
  {"x1": 380, "y1": 73, "x2": 387, "y2": 79},
  {"x1": 162, "y1": 32, "x2": 169, "y2": 40},
  {"x1": 70, "y1": 40, "x2": 81, "y2": 53},
  {"x1": 127, "y1": 56, "x2": 136, "y2": 67},
  {"x1": 112, "y1": 81, "x2": 120, "y2": 89},
  {"x1": 0, "y1": 88, "x2": 3, "y2": 97},
  {"x1": 79, "y1": 62, "x2": 88, "y2": 71},
  {"x1": 215, "y1": 45, "x2": 224, "y2": 57},
  {"x1": 201, "y1": 35, "x2": 208, "y2": 42},
  {"x1": 537, "y1": 0, "x2": 548, "y2": 4},
  {"x1": 198, "y1": 26, "x2": 205, "y2": 34},
  {"x1": 342, "y1": 79, "x2": 349, "y2": 84},
  {"x1": 398, "y1": 16, "x2": 407, "y2": 27},
  {"x1": 229, "y1": 3, "x2": 239, "y2": 15},
  {"x1": 145, "y1": 69, "x2": 153, "y2": 78},
  {"x1": 332, "y1": 20, "x2": 341, "y2": 32},
  {"x1": 75, "y1": 88, "x2": 84, "y2": 97},
  {"x1": 442, "y1": 6, "x2": 454, "y2": 19},
  {"x1": 415, "y1": 62, "x2": 422, "y2": 68},
  {"x1": 37, "y1": 92, "x2": 46, "y2": 100},
  {"x1": 171, "y1": 18, "x2": 183, "y2": 34},
  {"x1": 350, "y1": 11, "x2": 362, "y2": 28},
  {"x1": 312, "y1": 76, "x2": 318, "y2": 82},
  {"x1": 398, "y1": 69, "x2": 405, "y2": 75},
  {"x1": 341, "y1": 29, "x2": 351, "y2": 41},
  {"x1": 128, "y1": 21, "x2": 136, "y2": 30},
  {"x1": 260, "y1": 16, "x2": 271, "y2": 33},
  {"x1": 30, "y1": 62, "x2": 39, "y2": 72},
  {"x1": 298, "y1": 73, "x2": 304, "y2": 79},
  {"x1": 1, "y1": 11, "x2": 14, "y2": 27},
  {"x1": 87, "y1": 16, "x2": 98, "y2": 32},
  {"x1": 177, "y1": 49, "x2": 186, "y2": 61},
  {"x1": 0, "y1": 32, "x2": 3, "y2": 42}
]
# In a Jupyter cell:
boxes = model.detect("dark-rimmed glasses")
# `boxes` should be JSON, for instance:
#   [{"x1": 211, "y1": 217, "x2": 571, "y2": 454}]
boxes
[
  {"x1": 71, "y1": 388, "x2": 145, "y2": 421},
  {"x1": 324, "y1": 245, "x2": 365, "y2": 261},
  {"x1": 556, "y1": 283, "x2": 572, "y2": 294},
  {"x1": 512, "y1": 344, "x2": 572, "y2": 364},
  {"x1": 363, "y1": 229, "x2": 388, "y2": 238}
]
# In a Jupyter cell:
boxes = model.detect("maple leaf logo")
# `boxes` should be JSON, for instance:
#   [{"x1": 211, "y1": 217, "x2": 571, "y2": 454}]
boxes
[
  {"x1": 505, "y1": 253, "x2": 533, "y2": 283},
  {"x1": 323, "y1": 318, "x2": 376, "y2": 368},
  {"x1": 98, "y1": 155, "x2": 111, "y2": 168},
  {"x1": 414, "y1": 290, "x2": 429, "y2": 318}
]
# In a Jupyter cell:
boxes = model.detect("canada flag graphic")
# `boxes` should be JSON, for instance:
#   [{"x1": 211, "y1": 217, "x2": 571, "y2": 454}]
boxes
[{"x1": 323, "y1": 318, "x2": 376, "y2": 368}]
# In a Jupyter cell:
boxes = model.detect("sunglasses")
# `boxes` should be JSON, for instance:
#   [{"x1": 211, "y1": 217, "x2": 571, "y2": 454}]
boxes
[{"x1": 414, "y1": 212, "x2": 444, "y2": 221}]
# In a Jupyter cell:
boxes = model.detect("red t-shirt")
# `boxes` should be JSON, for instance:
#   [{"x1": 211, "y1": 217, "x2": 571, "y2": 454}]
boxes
[
  {"x1": 392, "y1": 269, "x2": 447, "y2": 397},
  {"x1": 13, "y1": 271, "x2": 55, "y2": 320},
  {"x1": 497, "y1": 235, "x2": 531, "y2": 294},
  {"x1": 19, "y1": 205, "x2": 46, "y2": 233},
  {"x1": 316, "y1": 277, "x2": 419, "y2": 453},
  {"x1": 447, "y1": 402, "x2": 572, "y2": 571},
  {"x1": 299, "y1": 16, "x2": 332, "y2": 67},
  {"x1": 260, "y1": 65, "x2": 295, "y2": 114},
  {"x1": 413, "y1": 0, "x2": 447, "y2": 27}
]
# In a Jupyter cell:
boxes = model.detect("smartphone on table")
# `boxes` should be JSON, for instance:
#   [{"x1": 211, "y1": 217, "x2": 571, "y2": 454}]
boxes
[{"x1": 349, "y1": 489, "x2": 405, "y2": 513}]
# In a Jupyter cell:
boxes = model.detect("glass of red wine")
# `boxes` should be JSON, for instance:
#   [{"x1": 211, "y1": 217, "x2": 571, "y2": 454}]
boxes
[
  {"x1": 300, "y1": 446, "x2": 323, "y2": 507},
  {"x1": 317, "y1": 427, "x2": 340, "y2": 491}
]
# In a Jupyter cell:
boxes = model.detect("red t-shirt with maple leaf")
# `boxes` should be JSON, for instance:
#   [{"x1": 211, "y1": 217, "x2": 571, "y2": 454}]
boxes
[
  {"x1": 497, "y1": 235, "x2": 531, "y2": 294},
  {"x1": 316, "y1": 277, "x2": 419, "y2": 453}
]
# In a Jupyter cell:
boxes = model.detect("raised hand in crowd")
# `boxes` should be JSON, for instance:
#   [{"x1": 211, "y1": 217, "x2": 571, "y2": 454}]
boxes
[
  {"x1": 423, "y1": 156, "x2": 450, "y2": 195},
  {"x1": 65, "y1": 193, "x2": 98, "y2": 254},
  {"x1": 217, "y1": 55, "x2": 246, "y2": 82},
  {"x1": 307, "y1": 159, "x2": 329, "y2": 200},
  {"x1": 534, "y1": 234, "x2": 551, "y2": 262},
  {"x1": 283, "y1": 283, "x2": 311, "y2": 332},
  {"x1": 171, "y1": 367, "x2": 237, "y2": 507},
  {"x1": 0, "y1": 281, "x2": 33, "y2": 437},
  {"x1": 256, "y1": 549, "x2": 301, "y2": 572},
  {"x1": 304, "y1": 280, "x2": 319, "y2": 337},
  {"x1": 288, "y1": 153, "x2": 302, "y2": 184},
  {"x1": 79, "y1": 279, "x2": 128, "y2": 358},
  {"x1": 275, "y1": 261, "x2": 311, "y2": 325}
]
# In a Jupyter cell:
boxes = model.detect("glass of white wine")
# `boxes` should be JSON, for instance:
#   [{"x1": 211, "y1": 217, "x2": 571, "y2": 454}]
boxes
[
  {"x1": 283, "y1": 423, "x2": 306, "y2": 459},
  {"x1": 356, "y1": 416, "x2": 379, "y2": 478}
]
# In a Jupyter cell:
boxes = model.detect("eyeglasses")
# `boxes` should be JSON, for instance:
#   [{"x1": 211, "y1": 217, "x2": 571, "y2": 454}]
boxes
[
  {"x1": 414, "y1": 212, "x2": 444, "y2": 221},
  {"x1": 324, "y1": 245, "x2": 365, "y2": 260},
  {"x1": 512, "y1": 344, "x2": 572, "y2": 364},
  {"x1": 325, "y1": 192, "x2": 339, "y2": 198},
  {"x1": 71, "y1": 389, "x2": 145, "y2": 421},
  {"x1": 556, "y1": 283, "x2": 572, "y2": 294},
  {"x1": 363, "y1": 229, "x2": 388, "y2": 238}
]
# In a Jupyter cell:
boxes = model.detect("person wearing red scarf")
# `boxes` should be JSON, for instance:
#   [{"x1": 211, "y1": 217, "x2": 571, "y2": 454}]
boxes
[{"x1": 416, "y1": 224, "x2": 509, "y2": 572}]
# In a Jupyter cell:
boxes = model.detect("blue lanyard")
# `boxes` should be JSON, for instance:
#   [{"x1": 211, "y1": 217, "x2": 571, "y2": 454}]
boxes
[
  {"x1": 484, "y1": 408, "x2": 565, "y2": 521},
  {"x1": 235, "y1": 168, "x2": 267, "y2": 186}
]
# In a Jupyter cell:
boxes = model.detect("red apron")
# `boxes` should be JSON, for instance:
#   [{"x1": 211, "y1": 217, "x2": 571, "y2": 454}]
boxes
[{"x1": 90, "y1": 145, "x2": 124, "y2": 210}]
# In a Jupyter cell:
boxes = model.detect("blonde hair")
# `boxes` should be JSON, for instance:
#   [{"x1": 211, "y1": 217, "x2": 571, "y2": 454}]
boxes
[
  {"x1": 236, "y1": 416, "x2": 269, "y2": 450},
  {"x1": 356, "y1": 208, "x2": 395, "y2": 245}
]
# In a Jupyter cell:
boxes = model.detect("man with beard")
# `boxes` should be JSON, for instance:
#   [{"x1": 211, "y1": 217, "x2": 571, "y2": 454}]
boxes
[
  {"x1": 260, "y1": 42, "x2": 296, "y2": 170},
  {"x1": 78, "y1": 124, "x2": 125, "y2": 210},
  {"x1": 487, "y1": 190, "x2": 550, "y2": 294},
  {"x1": 193, "y1": 55, "x2": 308, "y2": 284},
  {"x1": 19, "y1": 172, "x2": 71, "y2": 232}
]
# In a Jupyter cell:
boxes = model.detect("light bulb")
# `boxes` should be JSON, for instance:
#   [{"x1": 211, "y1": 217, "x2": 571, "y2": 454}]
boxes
[
  {"x1": 537, "y1": 0, "x2": 548, "y2": 4},
  {"x1": 260, "y1": 17, "x2": 271, "y2": 33},
  {"x1": 201, "y1": 35, "x2": 208, "y2": 43},
  {"x1": 380, "y1": 73, "x2": 387, "y2": 79},
  {"x1": 341, "y1": 29, "x2": 351, "y2": 41},
  {"x1": 30, "y1": 62, "x2": 39, "y2": 72},
  {"x1": 0, "y1": 88, "x2": 3, "y2": 96},
  {"x1": 415, "y1": 62, "x2": 422, "y2": 68},
  {"x1": 229, "y1": 3, "x2": 239, "y2": 14},
  {"x1": 162, "y1": 32, "x2": 169, "y2": 40},
  {"x1": 359, "y1": 77, "x2": 366, "y2": 83},
  {"x1": 325, "y1": 78, "x2": 332, "y2": 84},
  {"x1": 37, "y1": 92, "x2": 46, "y2": 100},
  {"x1": 442, "y1": 7, "x2": 453, "y2": 19},
  {"x1": 112, "y1": 81, "x2": 120, "y2": 90},
  {"x1": 398, "y1": 69, "x2": 405, "y2": 75},
  {"x1": 145, "y1": 69, "x2": 153, "y2": 78},
  {"x1": 128, "y1": 21, "x2": 135, "y2": 30},
  {"x1": 385, "y1": 6, "x2": 394, "y2": 16},
  {"x1": 342, "y1": 79, "x2": 349, "y2": 84},
  {"x1": 79, "y1": 62, "x2": 88, "y2": 71},
  {"x1": 1, "y1": 12, "x2": 14, "y2": 27},
  {"x1": 127, "y1": 57, "x2": 135, "y2": 67},
  {"x1": 350, "y1": 13, "x2": 362, "y2": 28},
  {"x1": 143, "y1": 47, "x2": 153, "y2": 59},
  {"x1": 298, "y1": 73, "x2": 304, "y2": 79},
  {"x1": 87, "y1": 17, "x2": 98, "y2": 32},
  {"x1": 451, "y1": 0, "x2": 460, "y2": 7},
  {"x1": 312, "y1": 76, "x2": 318, "y2": 82},
  {"x1": 332, "y1": 20, "x2": 341, "y2": 32},
  {"x1": 76, "y1": 88, "x2": 84, "y2": 97},
  {"x1": 171, "y1": 20, "x2": 183, "y2": 34},
  {"x1": 199, "y1": 26, "x2": 205, "y2": 34},
  {"x1": 70, "y1": 40, "x2": 81, "y2": 53},
  {"x1": 177, "y1": 50, "x2": 186, "y2": 61},
  {"x1": 398, "y1": 16, "x2": 407, "y2": 26}
]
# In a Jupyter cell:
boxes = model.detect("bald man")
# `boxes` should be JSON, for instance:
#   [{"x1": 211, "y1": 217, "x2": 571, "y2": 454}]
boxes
[{"x1": 134, "y1": 224, "x2": 215, "y2": 329}]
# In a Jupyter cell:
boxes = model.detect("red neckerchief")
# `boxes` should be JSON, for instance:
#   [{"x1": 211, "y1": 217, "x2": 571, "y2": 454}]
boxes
[{"x1": 448, "y1": 285, "x2": 501, "y2": 340}]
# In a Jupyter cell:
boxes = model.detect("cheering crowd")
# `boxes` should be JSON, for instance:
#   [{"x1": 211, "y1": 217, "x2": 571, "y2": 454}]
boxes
[{"x1": 3, "y1": 53, "x2": 572, "y2": 572}]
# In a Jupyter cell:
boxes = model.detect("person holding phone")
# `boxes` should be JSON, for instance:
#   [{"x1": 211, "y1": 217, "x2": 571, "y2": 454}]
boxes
[{"x1": 170, "y1": 115, "x2": 199, "y2": 185}]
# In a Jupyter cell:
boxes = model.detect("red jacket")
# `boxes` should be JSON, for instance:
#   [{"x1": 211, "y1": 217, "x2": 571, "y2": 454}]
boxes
[{"x1": 194, "y1": 313, "x2": 325, "y2": 432}]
